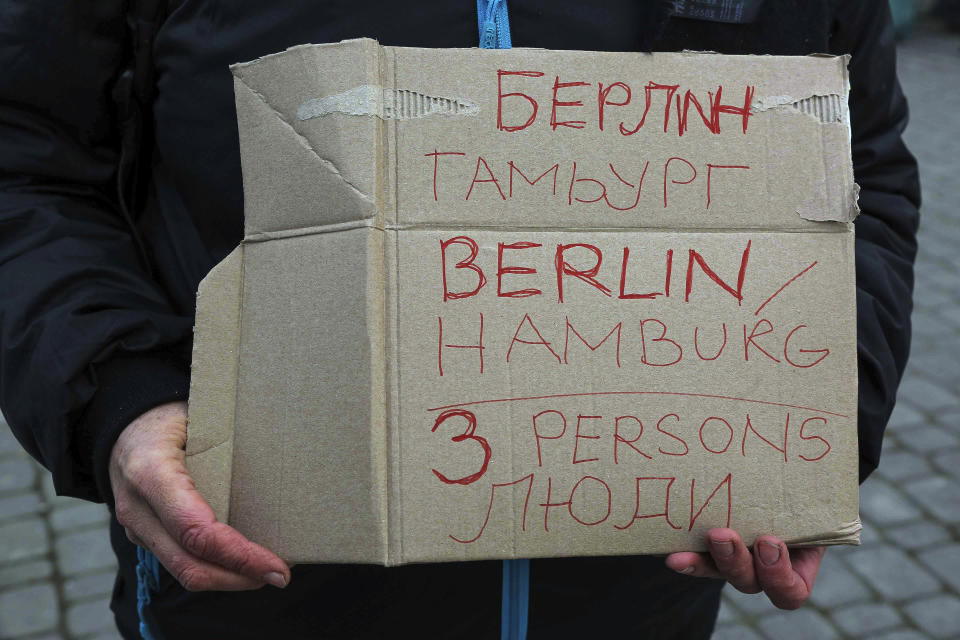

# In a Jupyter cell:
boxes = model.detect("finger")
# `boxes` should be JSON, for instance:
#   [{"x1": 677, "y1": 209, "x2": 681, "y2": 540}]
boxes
[
  {"x1": 126, "y1": 493, "x2": 267, "y2": 592},
  {"x1": 125, "y1": 528, "x2": 147, "y2": 548},
  {"x1": 789, "y1": 546, "x2": 827, "y2": 593},
  {"x1": 707, "y1": 529, "x2": 760, "y2": 593},
  {"x1": 753, "y1": 536, "x2": 813, "y2": 610},
  {"x1": 665, "y1": 551, "x2": 724, "y2": 579},
  {"x1": 131, "y1": 455, "x2": 290, "y2": 587}
]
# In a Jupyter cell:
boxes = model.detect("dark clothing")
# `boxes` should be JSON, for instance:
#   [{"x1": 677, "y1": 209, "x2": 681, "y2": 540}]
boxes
[
  {"x1": 111, "y1": 519, "x2": 723, "y2": 640},
  {"x1": 0, "y1": 1, "x2": 919, "y2": 637}
]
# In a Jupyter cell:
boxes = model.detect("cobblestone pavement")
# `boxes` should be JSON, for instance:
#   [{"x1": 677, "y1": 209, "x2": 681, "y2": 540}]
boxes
[
  {"x1": 0, "y1": 425, "x2": 119, "y2": 640},
  {"x1": 0, "y1": 17, "x2": 958, "y2": 640}
]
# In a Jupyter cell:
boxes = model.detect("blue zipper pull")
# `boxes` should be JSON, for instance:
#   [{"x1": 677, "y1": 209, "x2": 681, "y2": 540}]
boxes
[
  {"x1": 477, "y1": 0, "x2": 512, "y2": 49},
  {"x1": 481, "y1": 20, "x2": 499, "y2": 48}
]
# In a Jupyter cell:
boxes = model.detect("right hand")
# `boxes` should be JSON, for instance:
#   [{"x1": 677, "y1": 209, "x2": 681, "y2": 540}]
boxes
[{"x1": 109, "y1": 401, "x2": 290, "y2": 591}]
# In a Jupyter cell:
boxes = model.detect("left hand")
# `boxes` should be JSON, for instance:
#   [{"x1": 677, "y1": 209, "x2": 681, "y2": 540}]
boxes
[{"x1": 665, "y1": 528, "x2": 825, "y2": 610}]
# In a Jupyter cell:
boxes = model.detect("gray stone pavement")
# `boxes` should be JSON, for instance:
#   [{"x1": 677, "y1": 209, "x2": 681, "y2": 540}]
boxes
[
  {"x1": 0, "y1": 16, "x2": 958, "y2": 640},
  {"x1": 0, "y1": 423, "x2": 119, "y2": 640}
]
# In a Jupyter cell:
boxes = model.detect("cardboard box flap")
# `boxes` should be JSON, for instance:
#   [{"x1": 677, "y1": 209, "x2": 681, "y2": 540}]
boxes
[
  {"x1": 749, "y1": 55, "x2": 858, "y2": 223},
  {"x1": 237, "y1": 41, "x2": 859, "y2": 233},
  {"x1": 232, "y1": 40, "x2": 382, "y2": 238},
  {"x1": 385, "y1": 46, "x2": 857, "y2": 230},
  {"x1": 186, "y1": 246, "x2": 244, "y2": 523},
  {"x1": 224, "y1": 229, "x2": 388, "y2": 563}
]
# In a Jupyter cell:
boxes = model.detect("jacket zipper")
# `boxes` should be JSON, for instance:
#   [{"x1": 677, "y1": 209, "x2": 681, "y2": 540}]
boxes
[{"x1": 477, "y1": 3, "x2": 526, "y2": 638}]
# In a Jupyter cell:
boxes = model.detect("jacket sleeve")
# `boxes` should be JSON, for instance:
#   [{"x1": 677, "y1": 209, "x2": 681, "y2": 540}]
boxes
[
  {"x1": 829, "y1": 1, "x2": 921, "y2": 482},
  {"x1": 0, "y1": 4, "x2": 192, "y2": 503}
]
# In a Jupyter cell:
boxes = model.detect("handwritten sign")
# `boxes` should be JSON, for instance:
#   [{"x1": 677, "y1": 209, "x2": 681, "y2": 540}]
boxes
[{"x1": 187, "y1": 40, "x2": 860, "y2": 564}]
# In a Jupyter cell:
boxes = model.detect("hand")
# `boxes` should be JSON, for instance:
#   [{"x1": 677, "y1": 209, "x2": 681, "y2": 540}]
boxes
[
  {"x1": 665, "y1": 528, "x2": 825, "y2": 610},
  {"x1": 109, "y1": 401, "x2": 291, "y2": 591}
]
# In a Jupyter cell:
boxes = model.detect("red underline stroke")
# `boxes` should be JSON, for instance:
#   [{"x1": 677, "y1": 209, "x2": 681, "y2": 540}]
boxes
[{"x1": 426, "y1": 390, "x2": 849, "y2": 419}]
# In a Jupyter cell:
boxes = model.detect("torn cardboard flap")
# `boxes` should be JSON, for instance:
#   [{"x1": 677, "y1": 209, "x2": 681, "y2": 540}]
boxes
[
  {"x1": 230, "y1": 41, "x2": 858, "y2": 235},
  {"x1": 231, "y1": 40, "x2": 382, "y2": 236},
  {"x1": 188, "y1": 39, "x2": 861, "y2": 564}
]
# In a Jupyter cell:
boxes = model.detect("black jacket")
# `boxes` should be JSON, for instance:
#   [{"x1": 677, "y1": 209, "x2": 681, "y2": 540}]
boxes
[
  {"x1": 0, "y1": 0, "x2": 919, "y2": 505},
  {"x1": 0, "y1": 1, "x2": 919, "y2": 638}
]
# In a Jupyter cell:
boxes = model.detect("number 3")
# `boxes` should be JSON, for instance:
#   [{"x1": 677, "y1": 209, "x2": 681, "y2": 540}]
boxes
[{"x1": 431, "y1": 409, "x2": 492, "y2": 485}]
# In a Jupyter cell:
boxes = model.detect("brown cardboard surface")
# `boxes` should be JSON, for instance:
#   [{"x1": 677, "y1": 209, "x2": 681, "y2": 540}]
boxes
[
  {"x1": 186, "y1": 246, "x2": 243, "y2": 522},
  {"x1": 187, "y1": 39, "x2": 861, "y2": 564}
]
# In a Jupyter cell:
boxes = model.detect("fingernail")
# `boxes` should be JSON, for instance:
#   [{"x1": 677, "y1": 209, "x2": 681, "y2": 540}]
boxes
[
  {"x1": 711, "y1": 539, "x2": 734, "y2": 558},
  {"x1": 758, "y1": 540, "x2": 781, "y2": 566},
  {"x1": 674, "y1": 566, "x2": 695, "y2": 575},
  {"x1": 264, "y1": 571, "x2": 287, "y2": 588}
]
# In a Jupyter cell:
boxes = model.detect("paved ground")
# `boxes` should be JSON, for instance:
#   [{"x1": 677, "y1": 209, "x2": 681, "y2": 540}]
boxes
[
  {"x1": 0, "y1": 17, "x2": 958, "y2": 640},
  {"x1": 0, "y1": 433, "x2": 118, "y2": 640}
]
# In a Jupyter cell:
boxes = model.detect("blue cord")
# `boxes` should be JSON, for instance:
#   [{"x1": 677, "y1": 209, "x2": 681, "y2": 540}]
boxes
[
  {"x1": 500, "y1": 558, "x2": 530, "y2": 640},
  {"x1": 476, "y1": 8, "x2": 526, "y2": 637},
  {"x1": 135, "y1": 546, "x2": 160, "y2": 640}
]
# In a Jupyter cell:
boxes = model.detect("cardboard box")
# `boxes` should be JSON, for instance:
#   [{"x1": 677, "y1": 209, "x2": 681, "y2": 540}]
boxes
[{"x1": 186, "y1": 39, "x2": 861, "y2": 565}]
